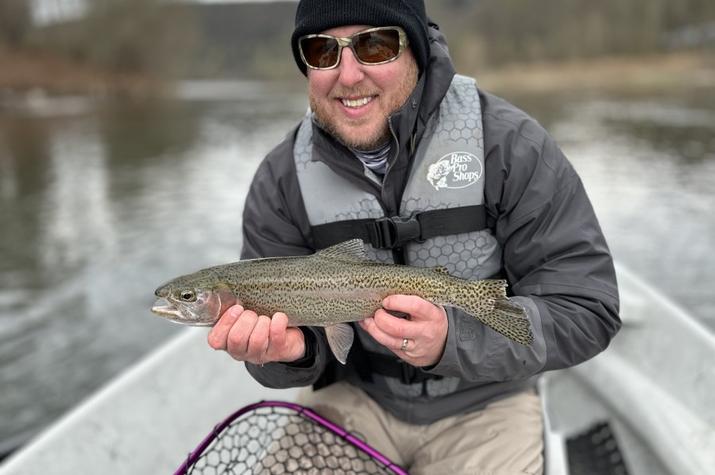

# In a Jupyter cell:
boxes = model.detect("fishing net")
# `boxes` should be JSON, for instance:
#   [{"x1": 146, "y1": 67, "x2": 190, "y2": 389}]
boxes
[{"x1": 175, "y1": 401, "x2": 407, "y2": 475}]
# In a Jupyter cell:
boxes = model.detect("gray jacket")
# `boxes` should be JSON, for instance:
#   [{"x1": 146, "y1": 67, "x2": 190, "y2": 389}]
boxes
[{"x1": 240, "y1": 26, "x2": 620, "y2": 424}]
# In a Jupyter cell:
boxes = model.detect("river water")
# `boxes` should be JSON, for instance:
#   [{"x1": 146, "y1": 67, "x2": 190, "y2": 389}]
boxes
[{"x1": 0, "y1": 81, "x2": 714, "y2": 453}]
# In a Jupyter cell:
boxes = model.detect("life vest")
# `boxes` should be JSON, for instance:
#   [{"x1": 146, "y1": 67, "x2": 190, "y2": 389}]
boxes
[{"x1": 294, "y1": 75, "x2": 503, "y2": 396}]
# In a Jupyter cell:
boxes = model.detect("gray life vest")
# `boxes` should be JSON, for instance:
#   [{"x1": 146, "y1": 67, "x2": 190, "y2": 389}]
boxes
[{"x1": 294, "y1": 74, "x2": 503, "y2": 397}]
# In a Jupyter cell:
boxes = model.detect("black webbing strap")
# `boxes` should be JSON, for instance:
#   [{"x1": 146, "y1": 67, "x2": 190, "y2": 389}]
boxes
[
  {"x1": 311, "y1": 205, "x2": 488, "y2": 250},
  {"x1": 363, "y1": 352, "x2": 443, "y2": 384},
  {"x1": 313, "y1": 338, "x2": 440, "y2": 389}
]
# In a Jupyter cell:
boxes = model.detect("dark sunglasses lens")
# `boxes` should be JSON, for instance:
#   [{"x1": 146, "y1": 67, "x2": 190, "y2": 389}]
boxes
[
  {"x1": 353, "y1": 29, "x2": 401, "y2": 63},
  {"x1": 301, "y1": 37, "x2": 339, "y2": 68}
]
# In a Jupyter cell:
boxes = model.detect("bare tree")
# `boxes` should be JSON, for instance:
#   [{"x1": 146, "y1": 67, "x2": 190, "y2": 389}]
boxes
[{"x1": 0, "y1": 0, "x2": 32, "y2": 47}]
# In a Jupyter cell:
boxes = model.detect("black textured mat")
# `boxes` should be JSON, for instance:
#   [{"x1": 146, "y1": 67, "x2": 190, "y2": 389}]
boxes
[{"x1": 566, "y1": 421, "x2": 630, "y2": 475}]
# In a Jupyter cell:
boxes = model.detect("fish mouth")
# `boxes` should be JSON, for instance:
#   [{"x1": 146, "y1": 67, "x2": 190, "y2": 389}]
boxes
[
  {"x1": 151, "y1": 297, "x2": 214, "y2": 326},
  {"x1": 151, "y1": 298, "x2": 182, "y2": 319}
]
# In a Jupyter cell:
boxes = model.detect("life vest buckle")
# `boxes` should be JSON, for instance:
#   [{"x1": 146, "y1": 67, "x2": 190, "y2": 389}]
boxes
[{"x1": 371, "y1": 215, "x2": 425, "y2": 249}]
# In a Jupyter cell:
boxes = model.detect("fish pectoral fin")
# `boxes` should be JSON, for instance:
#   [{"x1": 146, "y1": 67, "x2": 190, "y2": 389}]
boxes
[{"x1": 325, "y1": 323, "x2": 354, "y2": 365}]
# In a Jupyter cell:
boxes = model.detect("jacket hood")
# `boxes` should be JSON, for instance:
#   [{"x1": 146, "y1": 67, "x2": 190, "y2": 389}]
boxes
[
  {"x1": 381, "y1": 22, "x2": 456, "y2": 151},
  {"x1": 419, "y1": 22, "x2": 457, "y2": 124}
]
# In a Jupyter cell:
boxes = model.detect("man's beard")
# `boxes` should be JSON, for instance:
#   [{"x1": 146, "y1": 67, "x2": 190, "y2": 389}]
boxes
[
  {"x1": 309, "y1": 62, "x2": 418, "y2": 151},
  {"x1": 311, "y1": 104, "x2": 390, "y2": 151},
  {"x1": 312, "y1": 107, "x2": 391, "y2": 151}
]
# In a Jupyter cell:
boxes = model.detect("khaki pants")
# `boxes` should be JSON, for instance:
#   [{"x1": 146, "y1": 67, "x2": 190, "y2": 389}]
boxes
[{"x1": 297, "y1": 382, "x2": 543, "y2": 475}]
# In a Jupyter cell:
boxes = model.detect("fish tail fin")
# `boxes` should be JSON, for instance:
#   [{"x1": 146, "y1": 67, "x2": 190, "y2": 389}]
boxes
[{"x1": 451, "y1": 279, "x2": 534, "y2": 346}]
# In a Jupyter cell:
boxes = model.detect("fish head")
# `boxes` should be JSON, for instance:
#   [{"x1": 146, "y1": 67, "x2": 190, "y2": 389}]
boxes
[{"x1": 151, "y1": 272, "x2": 236, "y2": 326}]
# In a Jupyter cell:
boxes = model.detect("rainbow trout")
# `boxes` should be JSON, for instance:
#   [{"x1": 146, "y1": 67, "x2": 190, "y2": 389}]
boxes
[{"x1": 151, "y1": 239, "x2": 533, "y2": 363}]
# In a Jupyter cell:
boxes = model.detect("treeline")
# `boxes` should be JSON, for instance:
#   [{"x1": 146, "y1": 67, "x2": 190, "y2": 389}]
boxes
[
  {"x1": 0, "y1": 0, "x2": 32, "y2": 48},
  {"x1": 184, "y1": 0, "x2": 715, "y2": 78},
  {"x1": 186, "y1": 2, "x2": 297, "y2": 79},
  {"x1": 1, "y1": 0, "x2": 714, "y2": 85},
  {"x1": 0, "y1": 0, "x2": 197, "y2": 79},
  {"x1": 430, "y1": 0, "x2": 715, "y2": 69}
]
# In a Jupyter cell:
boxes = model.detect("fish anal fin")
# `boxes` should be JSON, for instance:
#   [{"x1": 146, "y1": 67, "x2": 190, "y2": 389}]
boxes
[
  {"x1": 325, "y1": 323, "x2": 354, "y2": 364},
  {"x1": 316, "y1": 239, "x2": 371, "y2": 263}
]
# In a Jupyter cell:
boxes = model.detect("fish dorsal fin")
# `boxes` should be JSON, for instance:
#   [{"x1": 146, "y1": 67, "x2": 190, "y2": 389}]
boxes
[
  {"x1": 316, "y1": 239, "x2": 372, "y2": 263},
  {"x1": 432, "y1": 266, "x2": 450, "y2": 275}
]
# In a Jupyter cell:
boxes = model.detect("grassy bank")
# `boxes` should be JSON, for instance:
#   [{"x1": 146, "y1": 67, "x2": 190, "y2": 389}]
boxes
[
  {"x1": 477, "y1": 51, "x2": 715, "y2": 95},
  {"x1": 0, "y1": 48, "x2": 166, "y2": 97}
]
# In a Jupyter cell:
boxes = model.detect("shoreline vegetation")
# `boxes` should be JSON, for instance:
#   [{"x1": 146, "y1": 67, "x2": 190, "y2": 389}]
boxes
[
  {"x1": 478, "y1": 51, "x2": 715, "y2": 95},
  {"x1": 1, "y1": 49, "x2": 713, "y2": 100},
  {"x1": 0, "y1": 48, "x2": 167, "y2": 98},
  {"x1": 2, "y1": 0, "x2": 713, "y2": 100}
]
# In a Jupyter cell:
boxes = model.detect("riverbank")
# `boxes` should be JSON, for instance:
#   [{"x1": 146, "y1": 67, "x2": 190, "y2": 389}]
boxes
[
  {"x1": 477, "y1": 51, "x2": 715, "y2": 95},
  {"x1": 1, "y1": 49, "x2": 712, "y2": 98},
  {"x1": 0, "y1": 48, "x2": 165, "y2": 98}
]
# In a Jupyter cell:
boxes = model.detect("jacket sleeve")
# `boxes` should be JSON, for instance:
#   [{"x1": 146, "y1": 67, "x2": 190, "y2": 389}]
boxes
[
  {"x1": 238, "y1": 136, "x2": 331, "y2": 389},
  {"x1": 428, "y1": 106, "x2": 620, "y2": 382}
]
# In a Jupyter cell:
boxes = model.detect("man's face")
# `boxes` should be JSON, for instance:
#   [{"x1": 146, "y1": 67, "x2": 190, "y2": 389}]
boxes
[{"x1": 307, "y1": 25, "x2": 419, "y2": 151}]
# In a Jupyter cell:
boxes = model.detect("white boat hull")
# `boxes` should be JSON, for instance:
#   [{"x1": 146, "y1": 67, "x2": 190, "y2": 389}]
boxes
[{"x1": 1, "y1": 265, "x2": 713, "y2": 474}]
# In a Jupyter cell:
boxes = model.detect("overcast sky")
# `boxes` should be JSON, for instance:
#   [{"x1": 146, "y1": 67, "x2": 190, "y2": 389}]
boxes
[
  {"x1": 31, "y1": 0, "x2": 296, "y2": 26},
  {"x1": 31, "y1": 0, "x2": 86, "y2": 26}
]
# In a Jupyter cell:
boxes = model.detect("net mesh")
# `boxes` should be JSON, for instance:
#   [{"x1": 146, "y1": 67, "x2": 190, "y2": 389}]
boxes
[{"x1": 178, "y1": 401, "x2": 405, "y2": 475}]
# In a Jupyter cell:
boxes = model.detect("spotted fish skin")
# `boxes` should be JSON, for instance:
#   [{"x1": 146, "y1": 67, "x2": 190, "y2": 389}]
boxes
[{"x1": 152, "y1": 240, "x2": 533, "y2": 362}]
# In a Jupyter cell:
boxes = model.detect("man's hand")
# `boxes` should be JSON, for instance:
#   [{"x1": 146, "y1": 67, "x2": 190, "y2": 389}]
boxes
[
  {"x1": 207, "y1": 305, "x2": 306, "y2": 365},
  {"x1": 358, "y1": 295, "x2": 448, "y2": 367}
]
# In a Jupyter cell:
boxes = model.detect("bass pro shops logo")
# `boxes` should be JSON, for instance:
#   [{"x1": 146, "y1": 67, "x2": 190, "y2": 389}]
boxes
[{"x1": 427, "y1": 152, "x2": 483, "y2": 190}]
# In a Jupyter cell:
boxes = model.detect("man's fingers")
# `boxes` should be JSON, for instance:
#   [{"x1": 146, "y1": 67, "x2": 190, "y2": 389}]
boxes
[
  {"x1": 226, "y1": 310, "x2": 258, "y2": 357},
  {"x1": 372, "y1": 308, "x2": 415, "y2": 338},
  {"x1": 207, "y1": 305, "x2": 244, "y2": 350},
  {"x1": 383, "y1": 295, "x2": 442, "y2": 322},
  {"x1": 268, "y1": 313, "x2": 307, "y2": 362},
  {"x1": 268, "y1": 312, "x2": 289, "y2": 351},
  {"x1": 207, "y1": 308, "x2": 308, "y2": 364},
  {"x1": 360, "y1": 316, "x2": 406, "y2": 352},
  {"x1": 246, "y1": 315, "x2": 271, "y2": 361}
]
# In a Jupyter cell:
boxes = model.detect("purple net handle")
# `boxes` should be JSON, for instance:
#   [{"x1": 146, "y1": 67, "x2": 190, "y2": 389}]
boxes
[{"x1": 174, "y1": 399, "x2": 409, "y2": 475}]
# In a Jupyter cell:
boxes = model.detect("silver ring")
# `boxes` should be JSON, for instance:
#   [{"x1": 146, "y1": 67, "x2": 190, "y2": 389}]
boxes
[{"x1": 400, "y1": 338, "x2": 409, "y2": 352}]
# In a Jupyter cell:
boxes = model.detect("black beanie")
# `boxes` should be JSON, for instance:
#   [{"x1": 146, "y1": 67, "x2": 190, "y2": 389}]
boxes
[{"x1": 291, "y1": 0, "x2": 430, "y2": 76}]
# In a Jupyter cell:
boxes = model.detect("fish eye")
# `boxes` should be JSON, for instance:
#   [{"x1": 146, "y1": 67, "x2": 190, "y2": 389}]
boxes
[{"x1": 179, "y1": 290, "x2": 197, "y2": 302}]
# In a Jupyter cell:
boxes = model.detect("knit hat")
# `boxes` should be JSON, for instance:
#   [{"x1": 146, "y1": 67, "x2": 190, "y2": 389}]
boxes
[{"x1": 291, "y1": 0, "x2": 430, "y2": 76}]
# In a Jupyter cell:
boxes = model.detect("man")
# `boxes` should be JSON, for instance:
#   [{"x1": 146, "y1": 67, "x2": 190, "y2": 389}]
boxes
[{"x1": 208, "y1": 1, "x2": 621, "y2": 473}]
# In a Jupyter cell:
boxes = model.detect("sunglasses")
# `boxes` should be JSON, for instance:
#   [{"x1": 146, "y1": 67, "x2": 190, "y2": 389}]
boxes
[{"x1": 298, "y1": 26, "x2": 408, "y2": 70}]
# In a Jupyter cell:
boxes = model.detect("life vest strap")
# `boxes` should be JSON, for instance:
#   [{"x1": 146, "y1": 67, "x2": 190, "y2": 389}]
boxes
[{"x1": 311, "y1": 205, "x2": 488, "y2": 250}]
